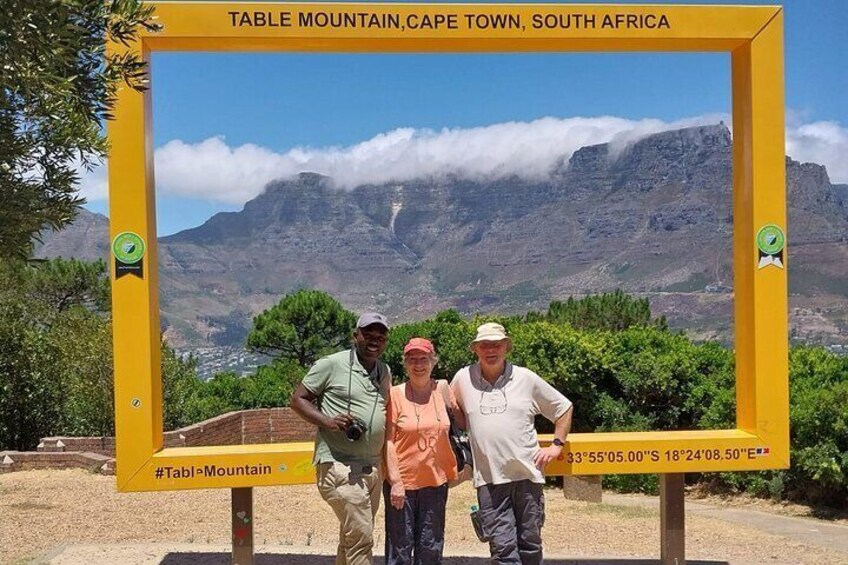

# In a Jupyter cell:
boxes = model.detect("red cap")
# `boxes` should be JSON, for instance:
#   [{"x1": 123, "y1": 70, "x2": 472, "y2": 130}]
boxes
[{"x1": 403, "y1": 337, "x2": 435, "y2": 355}]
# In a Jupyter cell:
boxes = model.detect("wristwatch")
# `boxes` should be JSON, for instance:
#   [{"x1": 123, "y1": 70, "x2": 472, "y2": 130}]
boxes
[{"x1": 552, "y1": 438, "x2": 565, "y2": 447}]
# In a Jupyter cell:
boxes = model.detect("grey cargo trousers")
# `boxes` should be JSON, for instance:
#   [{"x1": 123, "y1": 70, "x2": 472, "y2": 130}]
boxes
[{"x1": 477, "y1": 479, "x2": 545, "y2": 565}]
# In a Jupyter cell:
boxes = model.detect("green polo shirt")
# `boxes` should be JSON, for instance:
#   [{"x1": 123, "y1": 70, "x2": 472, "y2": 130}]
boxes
[{"x1": 302, "y1": 349, "x2": 390, "y2": 466}]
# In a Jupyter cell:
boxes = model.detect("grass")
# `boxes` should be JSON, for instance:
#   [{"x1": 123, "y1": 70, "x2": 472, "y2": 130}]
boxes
[
  {"x1": 663, "y1": 272, "x2": 711, "y2": 293},
  {"x1": 503, "y1": 280, "x2": 546, "y2": 303},
  {"x1": 160, "y1": 315, "x2": 203, "y2": 343},
  {"x1": 790, "y1": 271, "x2": 848, "y2": 297},
  {"x1": 611, "y1": 262, "x2": 632, "y2": 275},
  {"x1": 431, "y1": 268, "x2": 488, "y2": 295},
  {"x1": 583, "y1": 503, "x2": 657, "y2": 520}
]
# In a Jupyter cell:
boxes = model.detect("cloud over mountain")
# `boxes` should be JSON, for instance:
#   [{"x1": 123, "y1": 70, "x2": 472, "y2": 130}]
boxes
[
  {"x1": 786, "y1": 120, "x2": 848, "y2": 184},
  {"x1": 79, "y1": 114, "x2": 848, "y2": 204}
]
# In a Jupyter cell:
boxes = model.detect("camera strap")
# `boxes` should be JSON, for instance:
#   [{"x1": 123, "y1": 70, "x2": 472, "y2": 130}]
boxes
[{"x1": 347, "y1": 348, "x2": 383, "y2": 422}]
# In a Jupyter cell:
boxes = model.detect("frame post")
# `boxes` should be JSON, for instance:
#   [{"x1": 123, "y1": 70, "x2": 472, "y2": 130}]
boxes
[
  {"x1": 232, "y1": 487, "x2": 254, "y2": 565},
  {"x1": 660, "y1": 473, "x2": 685, "y2": 565},
  {"x1": 730, "y1": 8, "x2": 789, "y2": 460}
]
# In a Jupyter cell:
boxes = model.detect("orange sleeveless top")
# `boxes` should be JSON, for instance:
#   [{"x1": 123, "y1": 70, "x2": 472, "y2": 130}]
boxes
[{"x1": 387, "y1": 380, "x2": 459, "y2": 490}]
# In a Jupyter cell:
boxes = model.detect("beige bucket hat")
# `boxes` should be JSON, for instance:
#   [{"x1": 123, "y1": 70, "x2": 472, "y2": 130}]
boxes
[{"x1": 470, "y1": 322, "x2": 512, "y2": 350}]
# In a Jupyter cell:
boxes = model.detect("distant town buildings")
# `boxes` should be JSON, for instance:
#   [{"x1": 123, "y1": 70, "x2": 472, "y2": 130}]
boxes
[{"x1": 175, "y1": 346, "x2": 270, "y2": 380}]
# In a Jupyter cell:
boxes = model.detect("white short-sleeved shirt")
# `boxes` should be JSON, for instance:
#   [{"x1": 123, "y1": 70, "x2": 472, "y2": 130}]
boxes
[{"x1": 451, "y1": 363, "x2": 572, "y2": 487}]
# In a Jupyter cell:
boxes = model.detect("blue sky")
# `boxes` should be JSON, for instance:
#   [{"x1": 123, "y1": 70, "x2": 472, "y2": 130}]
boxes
[{"x1": 83, "y1": 0, "x2": 848, "y2": 235}]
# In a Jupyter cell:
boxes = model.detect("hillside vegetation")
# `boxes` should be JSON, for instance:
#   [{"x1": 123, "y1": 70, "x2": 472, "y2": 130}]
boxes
[{"x1": 1, "y1": 259, "x2": 845, "y2": 508}]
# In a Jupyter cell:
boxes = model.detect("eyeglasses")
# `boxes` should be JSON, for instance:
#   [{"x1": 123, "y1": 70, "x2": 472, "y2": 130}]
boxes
[{"x1": 479, "y1": 388, "x2": 508, "y2": 415}]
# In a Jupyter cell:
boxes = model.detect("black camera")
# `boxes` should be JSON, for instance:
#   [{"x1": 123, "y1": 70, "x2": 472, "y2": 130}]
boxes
[{"x1": 345, "y1": 417, "x2": 368, "y2": 442}]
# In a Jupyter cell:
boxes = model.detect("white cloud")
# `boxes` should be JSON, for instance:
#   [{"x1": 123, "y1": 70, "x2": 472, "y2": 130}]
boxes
[
  {"x1": 77, "y1": 160, "x2": 108, "y2": 202},
  {"x1": 79, "y1": 114, "x2": 848, "y2": 204},
  {"x1": 786, "y1": 121, "x2": 848, "y2": 184},
  {"x1": 153, "y1": 138, "x2": 287, "y2": 204}
]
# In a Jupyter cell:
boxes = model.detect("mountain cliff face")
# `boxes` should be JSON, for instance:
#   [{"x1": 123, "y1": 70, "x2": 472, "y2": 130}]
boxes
[
  {"x1": 832, "y1": 184, "x2": 848, "y2": 212},
  {"x1": 34, "y1": 208, "x2": 110, "y2": 262},
  {"x1": 39, "y1": 124, "x2": 848, "y2": 347}
]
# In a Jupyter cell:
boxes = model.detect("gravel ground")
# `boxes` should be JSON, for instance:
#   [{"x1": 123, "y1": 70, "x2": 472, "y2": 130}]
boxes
[{"x1": 2, "y1": 470, "x2": 847, "y2": 565}]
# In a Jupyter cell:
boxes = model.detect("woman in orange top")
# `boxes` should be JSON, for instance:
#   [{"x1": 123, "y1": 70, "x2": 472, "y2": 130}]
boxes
[{"x1": 384, "y1": 337, "x2": 461, "y2": 565}]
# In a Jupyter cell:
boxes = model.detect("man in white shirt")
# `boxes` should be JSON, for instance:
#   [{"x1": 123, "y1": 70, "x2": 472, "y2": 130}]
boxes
[{"x1": 451, "y1": 323, "x2": 573, "y2": 565}]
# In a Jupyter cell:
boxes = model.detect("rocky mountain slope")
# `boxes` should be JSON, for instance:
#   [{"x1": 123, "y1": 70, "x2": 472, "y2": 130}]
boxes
[
  {"x1": 39, "y1": 124, "x2": 848, "y2": 347},
  {"x1": 34, "y1": 208, "x2": 110, "y2": 262}
]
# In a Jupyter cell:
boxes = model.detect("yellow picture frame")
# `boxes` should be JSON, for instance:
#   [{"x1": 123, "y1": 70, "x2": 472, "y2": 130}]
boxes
[{"x1": 107, "y1": 2, "x2": 788, "y2": 492}]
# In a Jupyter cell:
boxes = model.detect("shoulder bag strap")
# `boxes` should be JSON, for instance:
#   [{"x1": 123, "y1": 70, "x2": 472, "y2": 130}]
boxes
[{"x1": 436, "y1": 380, "x2": 457, "y2": 422}]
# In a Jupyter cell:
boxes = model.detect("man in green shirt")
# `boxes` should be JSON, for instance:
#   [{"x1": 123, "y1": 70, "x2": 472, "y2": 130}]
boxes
[{"x1": 291, "y1": 312, "x2": 391, "y2": 565}]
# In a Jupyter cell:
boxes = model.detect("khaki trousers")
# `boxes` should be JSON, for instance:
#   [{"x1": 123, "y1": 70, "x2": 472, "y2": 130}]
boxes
[{"x1": 317, "y1": 461, "x2": 382, "y2": 565}]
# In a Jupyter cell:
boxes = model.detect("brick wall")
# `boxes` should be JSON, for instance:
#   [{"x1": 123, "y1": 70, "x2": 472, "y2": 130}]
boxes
[
  {"x1": 163, "y1": 408, "x2": 315, "y2": 448},
  {"x1": 1, "y1": 451, "x2": 112, "y2": 474},
  {"x1": 1, "y1": 408, "x2": 315, "y2": 475},
  {"x1": 164, "y1": 411, "x2": 244, "y2": 448},
  {"x1": 242, "y1": 408, "x2": 315, "y2": 444},
  {"x1": 38, "y1": 436, "x2": 115, "y2": 457}
]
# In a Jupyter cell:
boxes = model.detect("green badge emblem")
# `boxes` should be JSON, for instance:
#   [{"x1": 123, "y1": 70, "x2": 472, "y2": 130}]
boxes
[
  {"x1": 112, "y1": 232, "x2": 145, "y2": 264},
  {"x1": 756, "y1": 225, "x2": 785, "y2": 256}
]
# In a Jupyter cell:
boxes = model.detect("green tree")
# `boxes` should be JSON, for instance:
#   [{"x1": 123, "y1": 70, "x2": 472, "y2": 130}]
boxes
[
  {"x1": 704, "y1": 346, "x2": 848, "y2": 506},
  {"x1": 0, "y1": 257, "x2": 110, "y2": 449},
  {"x1": 52, "y1": 307, "x2": 114, "y2": 436},
  {"x1": 188, "y1": 361, "x2": 306, "y2": 422},
  {"x1": 1, "y1": 0, "x2": 160, "y2": 259},
  {"x1": 161, "y1": 341, "x2": 204, "y2": 431},
  {"x1": 509, "y1": 321, "x2": 610, "y2": 433},
  {"x1": 382, "y1": 309, "x2": 475, "y2": 383},
  {"x1": 247, "y1": 289, "x2": 356, "y2": 366},
  {"x1": 542, "y1": 290, "x2": 667, "y2": 332},
  {"x1": 0, "y1": 256, "x2": 205, "y2": 448},
  {"x1": 0, "y1": 297, "x2": 61, "y2": 450},
  {"x1": 29, "y1": 258, "x2": 110, "y2": 312},
  {"x1": 599, "y1": 328, "x2": 729, "y2": 431},
  {"x1": 242, "y1": 359, "x2": 304, "y2": 409},
  {"x1": 0, "y1": 257, "x2": 109, "y2": 312},
  {"x1": 192, "y1": 371, "x2": 247, "y2": 420}
]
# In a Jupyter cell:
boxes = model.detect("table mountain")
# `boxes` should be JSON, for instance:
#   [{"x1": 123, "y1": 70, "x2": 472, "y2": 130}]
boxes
[{"x1": 38, "y1": 124, "x2": 848, "y2": 347}]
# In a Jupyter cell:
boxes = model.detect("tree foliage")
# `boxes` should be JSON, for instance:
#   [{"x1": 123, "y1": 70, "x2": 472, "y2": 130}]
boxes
[
  {"x1": 382, "y1": 309, "x2": 476, "y2": 383},
  {"x1": 0, "y1": 0, "x2": 160, "y2": 259},
  {"x1": 246, "y1": 289, "x2": 357, "y2": 366},
  {"x1": 191, "y1": 360, "x2": 305, "y2": 421},
  {"x1": 52, "y1": 306, "x2": 114, "y2": 436},
  {"x1": 161, "y1": 343, "x2": 203, "y2": 432},
  {"x1": 702, "y1": 346, "x2": 848, "y2": 506},
  {"x1": 0, "y1": 257, "x2": 110, "y2": 311},
  {"x1": 0, "y1": 296, "x2": 62, "y2": 450},
  {"x1": 30, "y1": 258, "x2": 110, "y2": 311},
  {"x1": 0, "y1": 257, "x2": 114, "y2": 448},
  {"x1": 0, "y1": 257, "x2": 198, "y2": 449},
  {"x1": 531, "y1": 290, "x2": 667, "y2": 332},
  {"x1": 2, "y1": 271, "x2": 845, "y2": 508}
]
